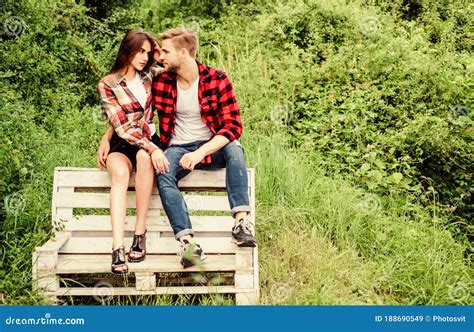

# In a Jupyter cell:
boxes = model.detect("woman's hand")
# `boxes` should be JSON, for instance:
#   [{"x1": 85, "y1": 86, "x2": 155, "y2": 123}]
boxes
[
  {"x1": 151, "y1": 148, "x2": 170, "y2": 174},
  {"x1": 97, "y1": 137, "x2": 110, "y2": 170}
]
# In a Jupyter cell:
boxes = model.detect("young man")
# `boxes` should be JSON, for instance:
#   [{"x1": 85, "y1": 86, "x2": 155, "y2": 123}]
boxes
[{"x1": 148, "y1": 28, "x2": 256, "y2": 268}]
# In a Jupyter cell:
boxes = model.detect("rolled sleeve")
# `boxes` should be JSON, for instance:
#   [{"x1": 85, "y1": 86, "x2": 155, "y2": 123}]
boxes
[
  {"x1": 97, "y1": 81, "x2": 151, "y2": 148},
  {"x1": 215, "y1": 75, "x2": 242, "y2": 142}
]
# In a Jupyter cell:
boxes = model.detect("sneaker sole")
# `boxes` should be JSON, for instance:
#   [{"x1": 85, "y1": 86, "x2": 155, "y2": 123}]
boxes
[{"x1": 231, "y1": 238, "x2": 257, "y2": 247}]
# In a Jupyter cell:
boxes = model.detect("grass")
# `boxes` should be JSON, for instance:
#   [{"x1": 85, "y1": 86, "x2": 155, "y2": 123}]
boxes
[{"x1": 0, "y1": 0, "x2": 471, "y2": 305}]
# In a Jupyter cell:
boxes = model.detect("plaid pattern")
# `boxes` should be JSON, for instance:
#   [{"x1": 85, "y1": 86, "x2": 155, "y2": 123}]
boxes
[
  {"x1": 97, "y1": 67, "x2": 163, "y2": 148},
  {"x1": 151, "y1": 61, "x2": 243, "y2": 164}
]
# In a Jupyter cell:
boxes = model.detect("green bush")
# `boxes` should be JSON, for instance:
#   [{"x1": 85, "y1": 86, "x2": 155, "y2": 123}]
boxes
[
  {"x1": 0, "y1": 0, "x2": 471, "y2": 305},
  {"x1": 258, "y1": 0, "x2": 472, "y2": 240}
]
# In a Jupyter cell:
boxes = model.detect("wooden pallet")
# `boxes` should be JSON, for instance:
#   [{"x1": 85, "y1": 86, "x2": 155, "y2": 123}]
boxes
[{"x1": 32, "y1": 167, "x2": 259, "y2": 305}]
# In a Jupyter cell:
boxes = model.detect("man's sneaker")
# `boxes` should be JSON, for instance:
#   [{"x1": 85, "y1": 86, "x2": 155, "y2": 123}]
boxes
[
  {"x1": 232, "y1": 217, "x2": 257, "y2": 247},
  {"x1": 179, "y1": 239, "x2": 206, "y2": 268}
]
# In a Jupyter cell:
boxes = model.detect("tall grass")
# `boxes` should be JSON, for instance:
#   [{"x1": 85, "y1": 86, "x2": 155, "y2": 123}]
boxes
[{"x1": 0, "y1": 0, "x2": 471, "y2": 305}]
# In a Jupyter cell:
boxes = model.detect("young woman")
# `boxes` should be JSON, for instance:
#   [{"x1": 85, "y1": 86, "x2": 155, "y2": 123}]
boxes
[{"x1": 97, "y1": 29, "x2": 162, "y2": 275}]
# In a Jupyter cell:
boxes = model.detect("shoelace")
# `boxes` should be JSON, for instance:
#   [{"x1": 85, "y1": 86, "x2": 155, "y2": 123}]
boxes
[{"x1": 239, "y1": 217, "x2": 254, "y2": 235}]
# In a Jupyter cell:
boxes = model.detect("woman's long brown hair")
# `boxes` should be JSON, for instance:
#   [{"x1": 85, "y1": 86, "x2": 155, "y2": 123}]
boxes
[{"x1": 109, "y1": 29, "x2": 157, "y2": 74}]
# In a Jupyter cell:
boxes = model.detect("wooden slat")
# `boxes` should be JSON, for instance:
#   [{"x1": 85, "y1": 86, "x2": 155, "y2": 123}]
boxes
[
  {"x1": 52, "y1": 286, "x2": 255, "y2": 296},
  {"x1": 58, "y1": 237, "x2": 237, "y2": 254},
  {"x1": 253, "y1": 247, "x2": 260, "y2": 302},
  {"x1": 55, "y1": 193, "x2": 230, "y2": 211},
  {"x1": 54, "y1": 187, "x2": 73, "y2": 223},
  {"x1": 135, "y1": 272, "x2": 156, "y2": 291},
  {"x1": 61, "y1": 216, "x2": 234, "y2": 232},
  {"x1": 35, "y1": 232, "x2": 71, "y2": 253},
  {"x1": 38, "y1": 167, "x2": 259, "y2": 303},
  {"x1": 53, "y1": 254, "x2": 239, "y2": 273},
  {"x1": 55, "y1": 167, "x2": 229, "y2": 189}
]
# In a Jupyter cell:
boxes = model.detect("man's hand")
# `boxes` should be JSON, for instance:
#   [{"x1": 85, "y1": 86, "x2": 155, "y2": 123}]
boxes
[
  {"x1": 97, "y1": 137, "x2": 110, "y2": 170},
  {"x1": 179, "y1": 150, "x2": 205, "y2": 171},
  {"x1": 151, "y1": 148, "x2": 170, "y2": 174}
]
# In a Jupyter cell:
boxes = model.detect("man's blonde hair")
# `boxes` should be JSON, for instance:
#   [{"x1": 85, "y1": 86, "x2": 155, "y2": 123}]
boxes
[{"x1": 160, "y1": 28, "x2": 198, "y2": 58}]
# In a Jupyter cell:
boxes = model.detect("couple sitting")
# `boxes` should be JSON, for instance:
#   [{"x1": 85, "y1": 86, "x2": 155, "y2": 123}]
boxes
[{"x1": 97, "y1": 28, "x2": 256, "y2": 275}]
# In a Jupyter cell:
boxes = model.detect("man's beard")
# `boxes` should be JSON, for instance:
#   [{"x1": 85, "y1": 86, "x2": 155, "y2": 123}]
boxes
[{"x1": 165, "y1": 63, "x2": 179, "y2": 73}]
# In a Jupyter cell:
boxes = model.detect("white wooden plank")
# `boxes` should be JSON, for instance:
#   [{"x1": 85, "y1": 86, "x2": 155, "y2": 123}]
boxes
[
  {"x1": 35, "y1": 275, "x2": 60, "y2": 292},
  {"x1": 253, "y1": 247, "x2": 260, "y2": 301},
  {"x1": 51, "y1": 169, "x2": 59, "y2": 224},
  {"x1": 56, "y1": 168, "x2": 228, "y2": 189},
  {"x1": 59, "y1": 237, "x2": 238, "y2": 254},
  {"x1": 32, "y1": 251, "x2": 38, "y2": 291},
  {"x1": 235, "y1": 247, "x2": 253, "y2": 269},
  {"x1": 52, "y1": 286, "x2": 255, "y2": 296},
  {"x1": 235, "y1": 290, "x2": 259, "y2": 305},
  {"x1": 61, "y1": 216, "x2": 234, "y2": 232},
  {"x1": 55, "y1": 254, "x2": 239, "y2": 273},
  {"x1": 55, "y1": 192, "x2": 230, "y2": 211},
  {"x1": 135, "y1": 272, "x2": 156, "y2": 291},
  {"x1": 54, "y1": 187, "x2": 73, "y2": 225},
  {"x1": 36, "y1": 232, "x2": 71, "y2": 253},
  {"x1": 41, "y1": 167, "x2": 258, "y2": 303}
]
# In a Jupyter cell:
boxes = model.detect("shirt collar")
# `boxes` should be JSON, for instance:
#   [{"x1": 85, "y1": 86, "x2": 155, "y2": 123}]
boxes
[
  {"x1": 197, "y1": 60, "x2": 211, "y2": 83},
  {"x1": 114, "y1": 69, "x2": 149, "y2": 84}
]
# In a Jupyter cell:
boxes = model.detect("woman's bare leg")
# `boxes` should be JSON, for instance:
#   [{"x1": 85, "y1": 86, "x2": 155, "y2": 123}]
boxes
[
  {"x1": 134, "y1": 149, "x2": 154, "y2": 235},
  {"x1": 106, "y1": 153, "x2": 132, "y2": 251}
]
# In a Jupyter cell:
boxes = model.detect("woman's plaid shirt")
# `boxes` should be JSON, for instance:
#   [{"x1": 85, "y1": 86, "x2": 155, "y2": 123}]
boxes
[
  {"x1": 97, "y1": 67, "x2": 162, "y2": 148},
  {"x1": 151, "y1": 61, "x2": 243, "y2": 164}
]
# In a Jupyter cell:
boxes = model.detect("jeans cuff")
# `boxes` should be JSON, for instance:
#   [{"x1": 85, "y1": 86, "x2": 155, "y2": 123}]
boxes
[
  {"x1": 231, "y1": 205, "x2": 251, "y2": 218},
  {"x1": 175, "y1": 228, "x2": 194, "y2": 240}
]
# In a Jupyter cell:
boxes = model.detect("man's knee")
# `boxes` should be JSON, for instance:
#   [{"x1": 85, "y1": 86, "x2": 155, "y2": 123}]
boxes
[
  {"x1": 156, "y1": 171, "x2": 177, "y2": 190},
  {"x1": 223, "y1": 141, "x2": 245, "y2": 162}
]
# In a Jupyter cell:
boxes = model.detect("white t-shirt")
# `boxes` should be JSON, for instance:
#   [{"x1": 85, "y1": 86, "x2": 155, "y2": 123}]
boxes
[
  {"x1": 127, "y1": 72, "x2": 155, "y2": 135},
  {"x1": 170, "y1": 78, "x2": 213, "y2": 145}
]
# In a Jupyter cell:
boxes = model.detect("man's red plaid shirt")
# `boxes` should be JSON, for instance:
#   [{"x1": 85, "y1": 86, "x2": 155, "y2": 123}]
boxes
[{"x1": 151, "y1": 61, "x2": 243, "y2": 164}]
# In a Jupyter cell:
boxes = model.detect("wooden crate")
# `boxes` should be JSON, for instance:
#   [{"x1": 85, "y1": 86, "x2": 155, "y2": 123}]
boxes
[{"x1": 32, "y1": 167, "x2": 259, "y2": 305}]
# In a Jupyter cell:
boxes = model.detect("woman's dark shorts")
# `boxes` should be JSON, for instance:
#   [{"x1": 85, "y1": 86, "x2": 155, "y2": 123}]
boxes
[{"x1": 109, "y1": 132, "x2": 161, "y2": 169}]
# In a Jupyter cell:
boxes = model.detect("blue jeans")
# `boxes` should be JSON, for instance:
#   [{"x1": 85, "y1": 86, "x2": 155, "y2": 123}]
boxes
[{"x1": 156, "y1": 140, "x2": 251, "y2": 240}]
